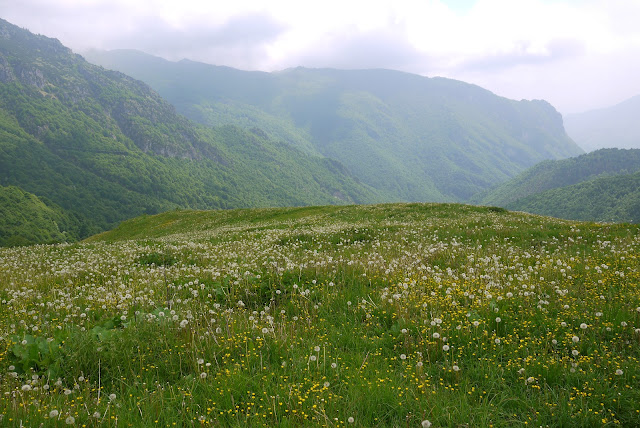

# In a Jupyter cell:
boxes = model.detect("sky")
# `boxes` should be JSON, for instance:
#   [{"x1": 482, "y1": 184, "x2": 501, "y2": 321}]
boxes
[{"x1": 2, "y1": 0, "x2": 640, "y2": 114}]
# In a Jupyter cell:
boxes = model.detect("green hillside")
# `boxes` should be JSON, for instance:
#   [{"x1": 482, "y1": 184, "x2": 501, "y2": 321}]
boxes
[
  {"x1": 477, "y1": 148, "x2": 640, "y2": 207},
  {"x1": 3, "y1": 203, "x2": 640, "y2": 426},
  {"x1": 0, "y1": 184, "x2": 81, "y2": 246},
  {"x1": 564, "y1": 95, "x2": 640, "y2": 152},
  {"x1": 0, "y1": 19, "x2": 380, "y2": 242},
  {"x1": 505, "y1": 172, "x2": 640, "y2": 223},
  {"x1": 84, "y1": 49, "x2": 583, "y2": 202}
]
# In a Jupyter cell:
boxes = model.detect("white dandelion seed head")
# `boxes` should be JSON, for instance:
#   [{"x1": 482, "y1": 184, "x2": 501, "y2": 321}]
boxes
[
  {"x1": 572, "y1": 336, "x2": 579, "y2": 343},
  {"x1": 432, "y1": 332, "x2": 440, "y2": 339},
  {"x1": 65, "y1": 416, "x2": 75, "y2": 425},
  {"x1": 422, "y1": 420, "x2": 432, "y2": 428},
  {"x1": 616, "y1": 369, "x2": 624, "y2": 375},
  {"x1": 442, "y1": 345, "x2": 450, "y2": 351},
  {"x1": 580, "y1": 323, "x2": 587, "y2": 329},
  {"x1": 49, "y1": 410, "x2": 59, "y2": 418},
  {"x1": 348, "y1": 417, "x2": 355, "y2": 423}
]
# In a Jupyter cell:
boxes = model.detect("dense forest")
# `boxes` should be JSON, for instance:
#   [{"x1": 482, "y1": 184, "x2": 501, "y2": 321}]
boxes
[
  {"x1": 85, "y1": 49, "x2": 583, "y2": 202},
  {"x1": 478, "y1": 148, "x2": 640, "y2": 223},
  {"x1": 0, "y1": 18, "x2": 381, "y2": 245}
]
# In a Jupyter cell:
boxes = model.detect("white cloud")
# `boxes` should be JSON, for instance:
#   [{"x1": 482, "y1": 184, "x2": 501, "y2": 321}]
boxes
[{"x1": 2, "y1": 0, "x2": 640, "y2": 112}]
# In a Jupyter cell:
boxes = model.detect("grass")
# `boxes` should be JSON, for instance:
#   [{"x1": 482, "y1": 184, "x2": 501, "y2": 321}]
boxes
[{"x1": 1, "y1": 202, "x2": 639, "y2": 427}]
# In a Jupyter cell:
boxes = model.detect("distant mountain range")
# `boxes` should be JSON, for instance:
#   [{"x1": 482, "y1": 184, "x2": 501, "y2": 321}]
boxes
[
  {"x1": 0, "y1": 19, "x2": 384, "y2": 244},
  {"x1": 477, "y1": 148, "x2": 640, "y2": 223},
  {"x1": 0, "y1": 18, "x2": 590, "y2": 245},
  {"x1": 564, "y1": 95, "x2": 640, "y2": 152},
  {"x1": 84, "y1": 49, "x2": 583, "y2": 202}
]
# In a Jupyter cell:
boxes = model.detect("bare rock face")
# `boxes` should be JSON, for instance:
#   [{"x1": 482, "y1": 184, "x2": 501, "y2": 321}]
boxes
[{"x1": 0, "y1": 53, "x2": 16, "y2": 83}]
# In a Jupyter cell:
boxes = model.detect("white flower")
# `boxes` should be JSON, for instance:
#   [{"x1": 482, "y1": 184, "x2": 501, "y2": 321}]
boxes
[
  {"x1": 572, "y1": 349, "x2": 579, "y2": 356},
  {"x1": 432, "y1": 332, "x2": 440, "y2": 339},
  {"x1": 261, "y1": 327, "x2": 269, "y2": 334},
  {"x1": 65, "y1": 416, "x2": 75, "y2": 425},
  {"x1": 560, "y1": 322, "x2": 567, "y2": 327},
  {"x1": 616, "y1": 369, "x2": 624, "y2": 375},
  {"x1": 452, "y1": 365, "x2": 460, "y2": 372},
  {"x1": 572, "y1": 336, "x2": 579, "y2": 343},
  {"x1": 309, "y1": 355, "x2": 317, "y2": 362},
  {"x1": 348, "y1": 416, "x2": 355, "y2": 423},
  {"x1": 442, "y1": 345, "x2": 450, "y2": 351},
  {"x1": 314, "y1": 346, "x2": 320, "y2": 352},
  {"x1": 495, "y1": 317, "x2": 501, "y2": 323},
  {"x1": 552, "y1": 339, "x2": 558, "y2": 345},
  {"x1": 21, "y1": 384, "x2": 32, "y2": 391},
  {"x1": 200, "y1": 372, "x2": 207, "y2": 379},
  {"x1": 331, "y1": 363, "x2": 337, "y2": 369},
  {"x1": 49, "y1": 410, "x2": 59, "y2": 418},
  {"x1": 494, "y1": 338, "x2": 501, "y2": 344},
  {"x1": 422, "y1": 420, "x2": 432, "y2": 428},
  {"x1": 580, "y1": 323, "x2": 587, "y2": 329}
]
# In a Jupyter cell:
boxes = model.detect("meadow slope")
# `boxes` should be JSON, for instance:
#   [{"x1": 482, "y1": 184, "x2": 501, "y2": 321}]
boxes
[{"x1": 1, "y1": 203, "x2": 639, "y2": 427}]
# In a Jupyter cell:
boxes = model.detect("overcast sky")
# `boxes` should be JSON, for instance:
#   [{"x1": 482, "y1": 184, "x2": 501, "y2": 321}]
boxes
[{"x1": 2, "y1": 0, "x2": 640, "y2": 114}]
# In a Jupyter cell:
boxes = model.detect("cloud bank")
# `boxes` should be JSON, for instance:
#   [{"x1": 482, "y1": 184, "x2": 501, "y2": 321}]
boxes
[{"x1": 2, "y1": 0, "x2": 640, "y2": 113}]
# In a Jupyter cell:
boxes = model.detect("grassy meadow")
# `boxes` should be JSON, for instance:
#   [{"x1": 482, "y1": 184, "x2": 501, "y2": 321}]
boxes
[{"x1": 1, "y1": 203, "x2": 639, "y2": 427}]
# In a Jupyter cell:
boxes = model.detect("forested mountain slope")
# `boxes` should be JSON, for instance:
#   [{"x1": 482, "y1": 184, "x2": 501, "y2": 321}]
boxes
[
  {"x1": 477, "y1": 149, "x2": 640, "y2": 223},
  {"x1": 85, "y1": 49, "x2": 584, "y2": 202},
  {"x1": 0, "y1": 19, "x2": 380, "y2": 243}
]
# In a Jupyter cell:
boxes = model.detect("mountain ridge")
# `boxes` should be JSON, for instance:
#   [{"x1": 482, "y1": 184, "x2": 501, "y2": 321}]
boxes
[
  {"x1": 0, "y1": 18, "x2": 380, "y2": 243},
  {"x1": 84, "y1": 48, "x2": 583, "y2": 202}
]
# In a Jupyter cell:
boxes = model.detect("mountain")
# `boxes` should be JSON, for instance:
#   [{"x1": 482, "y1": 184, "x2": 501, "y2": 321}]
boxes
[
  {"x1": 0, "y1": 19, "x2": 380, "y2": 242},
  {"x1": 0, "y1": 184, "x2": 81, "y2": 246},
  {"x1": 504, "y1": 172, "x2": 640, "y2": 223},
  {"x1": 564, "y1": 95, "x2": 640, "y2": 152},
  {"x1": 83, "y1": 49, "x2": 584, "y2": 202},
  {"x1": 477, "y1": 148, "x2": 640, "y2": 223}
]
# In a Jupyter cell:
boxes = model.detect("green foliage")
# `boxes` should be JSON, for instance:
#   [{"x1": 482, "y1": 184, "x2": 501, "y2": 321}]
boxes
[
  {"x1": 506, "y1": 171, "x2": 640, "y2": 223},
  {"x1": 84, "y1": 49, "x2": 583, "y2": 203},
  {"x1": 0, "y1": 18, "x2": 381, "y2": 244},
  {"x1": 0, "y1": 184, "x2": 80, "y2": 246},
  {"x1": 2, "y1": 203, "x2": 640, "y2": 426},
  {"x1": 478, "y1": 148, "x2": 640, "y2": 223}
]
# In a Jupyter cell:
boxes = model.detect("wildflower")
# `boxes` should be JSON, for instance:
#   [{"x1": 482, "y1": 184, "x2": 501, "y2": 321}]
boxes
[
  {"x1": 109, "y1": 393, "x2": 117, "y2": 401},
  {"x1": 314, "y1": 346, "x2": 320, "y2": 352},
  {"x1": 21, "y1": 384, "x2": 32, "y2": 392},
  {"x1": 200, "y1": 372, "x2": 207, "y2": 379},
  {"x1": 261, "y1": 327, "x2": 269, "y2": 334},
  {"x1": 432, "y1": 332, "x2": 440, "y2": 339},
  {"x1": 400, "y1": 354, "x2": 407, "y2": 360},
  {"x1": 572, "y1": 350, "x2": 580, "y2": 356},
  {"x1": 49, "y1": 410, "x2": 59, "y2": 418},
  {"x1": 65, "y1": 416, "x2": 75, "y2": 425},
  {"x1": 494, "y1": 338, "x2": 501, "y2": 344},
  {"x1": 442, "y1": 345, "x2": 450, "y2": 351},
  {"x1": 310, "y1": 355, "x2": 317, "y2": 362},
  {"x1": 331, "y1": 363, "x2": 337, "y2": 369},
  {"x1": 572, "y1": 336, "x2": 579, "y2": 343},
  {"x1": 348, "y1": 417, "x2": 355, "y2": 423},
  {"x1": 616, "y1": 369, "x2": 623, "y2": 375},
  {"x1": 422, "y1": 421, "x2": 432, "y2": 428},
  {"x1": 495, "y1": 317, "x2": 501, "y2": 323},
  {"x1": 93, "y1": 412, "x2": 101, "y2": 418},
  {"x1": 452, "y1": 365, "x2": 460, "y2": 372},
  {"x1": 580, "y1": 323, "x2": 587, "y2": 329}
]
